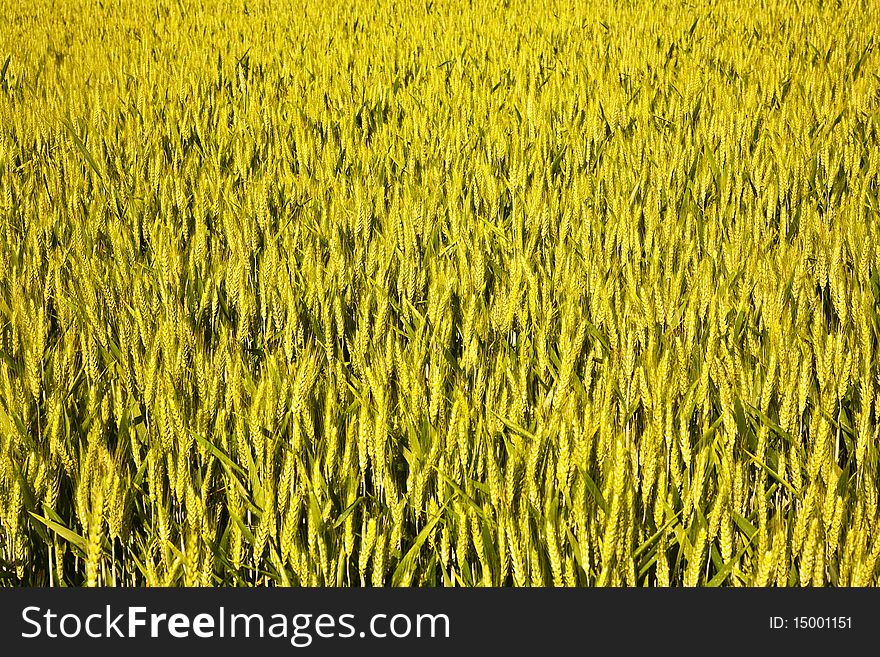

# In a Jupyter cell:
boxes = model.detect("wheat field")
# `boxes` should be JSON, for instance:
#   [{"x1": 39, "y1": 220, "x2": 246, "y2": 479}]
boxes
[{"x1": 1, "y1": 0, "x2": 879, "y2": 586}]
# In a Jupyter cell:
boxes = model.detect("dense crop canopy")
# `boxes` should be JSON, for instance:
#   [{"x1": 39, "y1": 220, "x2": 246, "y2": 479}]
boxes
[{"x1": 0, "y1": 0, "x2": 879, "y2": 586}]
